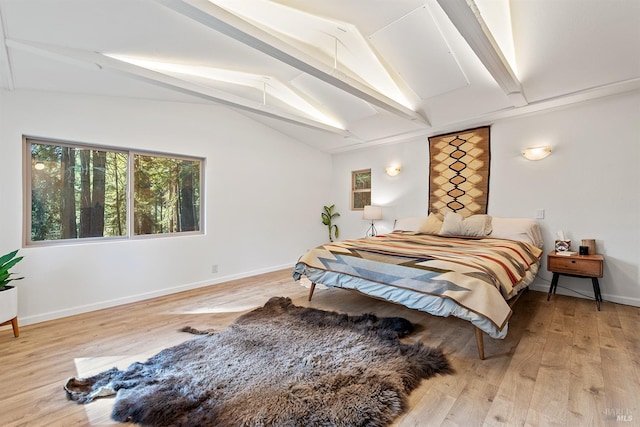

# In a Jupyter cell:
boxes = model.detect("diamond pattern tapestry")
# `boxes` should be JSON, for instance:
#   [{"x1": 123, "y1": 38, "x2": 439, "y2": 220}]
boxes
[{"x1": 428, "y1": 126, "x2": 490, "y2": 217}]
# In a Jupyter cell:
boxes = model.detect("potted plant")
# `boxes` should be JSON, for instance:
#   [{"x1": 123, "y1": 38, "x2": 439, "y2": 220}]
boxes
[
  {"x1": 321, "y1": 204, "x2": 340, "y2": 242},
  {"x1": 0, "y1": 249, "x2": 24, "y2": 337}
]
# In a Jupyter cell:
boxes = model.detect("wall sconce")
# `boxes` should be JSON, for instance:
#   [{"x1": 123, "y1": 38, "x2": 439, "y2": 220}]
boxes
[
  {"x1": 385, "y1": 165, "x2": 401, "y2": 176},
  {"x1": 34, "y1": 161, "x2": 45, "y2": 170},
  {"x1": 522, "y1": 145, "x2": 552, "y2": 161},
  {"x1": 363, "y1": 205, "x2": 383, "y2": 237}
]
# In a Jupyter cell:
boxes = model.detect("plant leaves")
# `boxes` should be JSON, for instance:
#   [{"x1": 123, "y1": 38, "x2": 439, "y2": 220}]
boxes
[
  {"x1": 2, "y1": 275, "x2": 23, "y2": 285},
  {"x1": 0, "y1": 256, "x2": 23, "y2": 275},
  {"x1": 0, "y1": 250, "x2": 23, "y2": 287},
  {"x1": 0, "y1": 250, "x2": 19, "y2": 266},
  {"x1": 322, "y1": 205, "x2": 339, "y2": 242}
]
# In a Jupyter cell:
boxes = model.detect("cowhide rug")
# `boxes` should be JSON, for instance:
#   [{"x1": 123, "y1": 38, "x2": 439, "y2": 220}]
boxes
[{"x1": 64, "y1": 296, "x2": 451, "y2": 427}]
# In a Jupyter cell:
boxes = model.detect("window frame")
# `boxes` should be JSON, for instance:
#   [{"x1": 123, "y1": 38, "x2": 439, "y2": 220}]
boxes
[
  {"x1": 351, "y1": 168, "x2": 371, "y2": 211},
  {"x1": 24, "y1": 136, "x2": 205, "y2": 247}
]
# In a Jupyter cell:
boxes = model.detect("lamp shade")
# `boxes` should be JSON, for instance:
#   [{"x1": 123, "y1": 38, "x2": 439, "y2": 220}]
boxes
[
  {"x1": 522, "y1": 145, "x2": 551, "y2": 161},
  {"x1": 363, "y1": 205, "x2": 383, "y2": 220},
  {"x1": 385, "y1": 165, "x2": 401, "y2": 176}
]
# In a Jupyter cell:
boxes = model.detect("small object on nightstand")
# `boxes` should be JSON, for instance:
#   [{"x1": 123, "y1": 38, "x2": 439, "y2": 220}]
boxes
[
  {"x1": 581, "y1": 239, "x2": 596, "y2": 255},
  {"x1": 554, "y1": 240, "x2": 571, "y2": 252},
  {"x1": 555, "y1": 250, "x2": 577, "y2": 256},
  {"x1": 546, "y1": 251, "x2": 604, "y2": 310}
]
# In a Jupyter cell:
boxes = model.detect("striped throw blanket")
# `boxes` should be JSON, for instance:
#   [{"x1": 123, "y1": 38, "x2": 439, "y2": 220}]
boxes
[{"x1": 293, "y1": 232, "x2": 542, "y2": 334}]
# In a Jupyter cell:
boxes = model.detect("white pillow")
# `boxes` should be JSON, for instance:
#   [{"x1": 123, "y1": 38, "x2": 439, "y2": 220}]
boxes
[
  {"x1": 490, "y1": 217, "x2": 543, "y2": 248},
  {"x1": 439, "y1": 212, "x2": 492, "y2": 237},
  {"x1": 393, "y1": 216, "x2": 426, "y2": 232},
  {"x1": 462, "y1": 214, "x2": 493, "y2": 236},
  {"x1": 439, "y1": 212, "x2": 464, "y2": 235}
]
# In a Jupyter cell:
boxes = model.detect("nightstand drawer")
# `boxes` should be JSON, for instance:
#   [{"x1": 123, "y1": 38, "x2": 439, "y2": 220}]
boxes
[{"x1": 548, "y1": 256, "x2": 603, "y2": 277}]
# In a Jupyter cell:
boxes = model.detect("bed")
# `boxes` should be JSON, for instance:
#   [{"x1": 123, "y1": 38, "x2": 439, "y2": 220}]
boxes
[{"x1": 292, "y1": 213, "x2": 543, "y2": 359}]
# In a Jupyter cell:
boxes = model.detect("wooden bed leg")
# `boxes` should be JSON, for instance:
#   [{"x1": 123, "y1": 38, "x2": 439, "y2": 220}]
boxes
[
  {"x1": 474, "y1": 327, "x2": 485, "y2": 360},
  {"x1": 308, "y1": 282, "x2": 316, "y2": 301}
]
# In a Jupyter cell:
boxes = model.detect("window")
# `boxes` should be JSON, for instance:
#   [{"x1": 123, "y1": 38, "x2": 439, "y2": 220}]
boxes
[
  {"x1": 351, "y1": 169, "x2": 371, "y2": 210},
  {"x1": 26, "y1": 137, "x2": 203, "y2": 245},
  {"x1": 134, "y1": 154, "x2": 201, "y2": 235}
]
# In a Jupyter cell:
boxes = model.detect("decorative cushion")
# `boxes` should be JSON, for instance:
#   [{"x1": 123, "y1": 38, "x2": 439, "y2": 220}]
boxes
[
  {"x1": 439, "y1": 212, "x2": 463, "y2": 235},
  {"x1": 418, "y1": 213, "x2": 443, "y2": 234},
  {"x1": 439, "y1": 212, "x2": 492, "y2": 237},
  {"x1": 461, "y1": 214, "x2": 492, "y2": 237}
]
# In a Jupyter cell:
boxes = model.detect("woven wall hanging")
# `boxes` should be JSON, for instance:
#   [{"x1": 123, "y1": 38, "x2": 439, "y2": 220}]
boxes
[{"x1": 428, "y1": 126, "x2": 490, "y2": 217}]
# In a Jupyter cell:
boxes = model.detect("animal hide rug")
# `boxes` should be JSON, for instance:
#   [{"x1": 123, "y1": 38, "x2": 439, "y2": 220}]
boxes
[{"x1": 64, "y1": 296, "x2": 451, "y2": 426}]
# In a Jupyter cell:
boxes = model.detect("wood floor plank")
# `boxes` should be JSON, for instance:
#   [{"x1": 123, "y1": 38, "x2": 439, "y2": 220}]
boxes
[
  {"x1": 598, "y1": 303, "x2": 640, "y2": 424},
  {"x1": 440, "y1": 378, "x2": 499, "y2": 426},
  {"x1": 567, "y1": 352, "x2": 606, "y2": 426},
  {"x1": 564, "y1": 298, "x2": 607, "y2": 425},
  {"x1": 482, "y1": 330, "x2": 545, "y2": 426},
  {"x1": 614, "y1": 303, "x2": 640, "y2": 386},
  {"x1": 524, "y1": 331, "x2": 573, "y2": 426},
  {"x1": 524, "y1": 295, "x2": 580, "y2": 426},
  {"x1": 1, "y1": 269, "x2": 639, "y2": 427}
]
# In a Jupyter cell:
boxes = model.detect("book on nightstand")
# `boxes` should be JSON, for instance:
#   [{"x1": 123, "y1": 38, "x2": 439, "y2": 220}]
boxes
[{"x1": 555, "y1": 251, "x2": 578, "y2": 256}]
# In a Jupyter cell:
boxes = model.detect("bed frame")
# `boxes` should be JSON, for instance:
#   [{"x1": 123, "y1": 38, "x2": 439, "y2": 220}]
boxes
[{"x1": 307, "y1": 282, "x2": 528, "y2": 360}]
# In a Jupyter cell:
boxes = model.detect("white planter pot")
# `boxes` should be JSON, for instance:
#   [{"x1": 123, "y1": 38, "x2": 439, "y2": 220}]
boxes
[{"x1": 0, "y1": 286, "x2": 18, "y2": 323}]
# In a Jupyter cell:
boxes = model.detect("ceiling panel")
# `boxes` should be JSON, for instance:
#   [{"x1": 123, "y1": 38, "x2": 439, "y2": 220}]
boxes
[
  {"x1": 511, "y1": 0, "x2": 640, "y2": 102},
  {"x1": 290, "y1": 73, "x2": 378, "y2": 123},
  {"x1": 272, "y1": 0, "x2": 426, "y2": 36},
  {"x1": 7, "y1": 49, "x2": 203, "y2": 103},
  {"x1": 369, "y1": 4, "x2": 468, "y2": 100}
]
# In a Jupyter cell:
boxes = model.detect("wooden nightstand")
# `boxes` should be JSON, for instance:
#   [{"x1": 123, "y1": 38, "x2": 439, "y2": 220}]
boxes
[{"x1": 547, "y1": 252, "x2": 604, "y2": 310}]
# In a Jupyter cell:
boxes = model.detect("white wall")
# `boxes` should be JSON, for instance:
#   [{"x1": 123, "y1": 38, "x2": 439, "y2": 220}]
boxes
[
  {"x1": 0, "y1": 90, "x2": 332, "y2": 325},
  {"x1": 331, "y1": 91, "x2": 640, "y2": 306},
  {"x1": 331, "y1": 138, "x2": 430, "y2": 239}
]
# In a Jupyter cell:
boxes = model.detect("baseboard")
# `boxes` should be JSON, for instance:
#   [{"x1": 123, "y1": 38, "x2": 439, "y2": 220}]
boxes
[
  {"x1": 529, "y1": 283, "x2": 640, "y2": 308},
  {"x1": 18, "y1": 263, "x2": 294, "y2": 327}
]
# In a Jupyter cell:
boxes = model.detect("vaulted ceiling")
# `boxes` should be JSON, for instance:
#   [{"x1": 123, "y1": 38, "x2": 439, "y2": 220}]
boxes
[{"x1": 1, "y1": 0, "x2": 638, "y2": 152}]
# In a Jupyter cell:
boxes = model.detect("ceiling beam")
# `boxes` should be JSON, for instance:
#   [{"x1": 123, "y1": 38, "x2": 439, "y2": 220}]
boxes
[
  {"x1": 6, "y1": 39, "x2": 352, "y2": 136},
  {"x1": 156, "y1": 0, "x2": 430, "y2": 126},
  {"x1": 436, "y1": 0, "x2": 527, "y2": 107}
]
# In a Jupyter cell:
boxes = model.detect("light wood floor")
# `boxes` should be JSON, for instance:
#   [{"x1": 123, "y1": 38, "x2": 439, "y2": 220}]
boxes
[{"x1": 1, "y1": 269, "x2": 638, "y2": 426}]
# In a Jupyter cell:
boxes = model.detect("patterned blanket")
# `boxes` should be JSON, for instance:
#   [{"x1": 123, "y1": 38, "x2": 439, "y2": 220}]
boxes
[{"x1": 293, "y1": 232, "x2": 542, "y2": 335}]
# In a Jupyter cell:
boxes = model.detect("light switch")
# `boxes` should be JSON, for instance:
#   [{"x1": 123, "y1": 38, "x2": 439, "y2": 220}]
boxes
[{"x1": 535, "y1": 209, "x2": 545, "y2": 219}]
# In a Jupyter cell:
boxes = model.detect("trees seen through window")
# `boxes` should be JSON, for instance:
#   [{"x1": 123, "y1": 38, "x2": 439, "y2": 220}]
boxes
[{"x1": 27, "y1": 138, "x2": 202, "y2": 244}]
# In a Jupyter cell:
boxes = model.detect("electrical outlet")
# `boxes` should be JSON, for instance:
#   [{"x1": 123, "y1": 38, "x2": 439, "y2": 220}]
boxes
[
  {"x1": 211, "y1": 264, "x2": 218, "y2": 274},
  {"x1": 535, "y1": 209, "x2": 545, "y2": 219}
]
